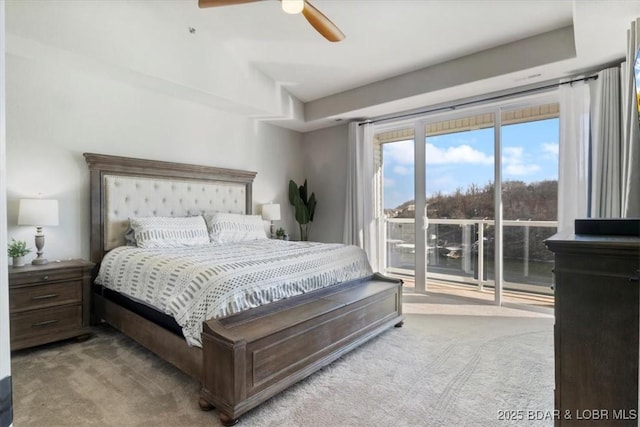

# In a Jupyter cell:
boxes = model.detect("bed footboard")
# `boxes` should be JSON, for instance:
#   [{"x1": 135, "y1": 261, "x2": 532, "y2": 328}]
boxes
[{"x1": 199, "y1": 273, "x2": 403, "y2": 424}]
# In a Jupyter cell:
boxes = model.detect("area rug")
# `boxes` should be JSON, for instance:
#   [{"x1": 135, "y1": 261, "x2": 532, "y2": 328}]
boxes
[{"x1": 11, "y1": 306, "x2": 554, "y2": 427}]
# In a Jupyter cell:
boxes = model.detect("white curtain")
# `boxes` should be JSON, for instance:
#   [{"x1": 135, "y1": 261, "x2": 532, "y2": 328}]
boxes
[
  {"x1": 344, "y1": 122, "x2": 379, "y2": 271},
  {"x1": 589, "y1": 19, "x2": 640, "y2": 218},
  {"x1": 589, "y1": 67, "x2": 622, "y2": 217},
  {"x1": 558, "y1": 81, "x2": 591, "y2": 234},
  {"x1": 621, "y1": 18, "x2": 640, "y2": 217}
]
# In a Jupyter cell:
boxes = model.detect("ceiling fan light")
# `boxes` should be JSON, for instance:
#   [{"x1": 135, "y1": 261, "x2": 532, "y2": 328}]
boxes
[{"x1": 282, "y1": 0, "x2": 304, "y2": 14}]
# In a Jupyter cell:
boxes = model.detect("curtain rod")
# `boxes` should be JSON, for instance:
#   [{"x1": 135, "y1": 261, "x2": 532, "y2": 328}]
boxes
[{"x1": 358, "y1": 74, "x2": 599, "y2": 126}]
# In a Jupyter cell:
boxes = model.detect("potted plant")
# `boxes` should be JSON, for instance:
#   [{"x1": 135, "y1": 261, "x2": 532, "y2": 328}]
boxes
[
  {"x1": 288, "y1": 179, "x2": 316, "y2": 241},
  {"x1": 8, "y1": 238, "x2": 31, "y2": 267},
  {"x1": 275, "y1": 227, "x2": 286, "y2": 239}
]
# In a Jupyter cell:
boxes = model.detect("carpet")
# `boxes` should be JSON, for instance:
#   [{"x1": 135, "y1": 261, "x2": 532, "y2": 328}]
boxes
[{"x1": 11, "y1": 294, "x2": 554, "y2": 427}]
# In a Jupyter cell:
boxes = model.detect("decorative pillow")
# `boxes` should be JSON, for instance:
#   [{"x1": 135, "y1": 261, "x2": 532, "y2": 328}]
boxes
[
  {"x1": 204, "y1": 212, "x2": 268, "y2": 243},
  {"x1": 123, "y1": 225, "x2": 137, "y2": 246},
  {"x1": 129, "y1": 216, "x2": 210, "y2": 249}
]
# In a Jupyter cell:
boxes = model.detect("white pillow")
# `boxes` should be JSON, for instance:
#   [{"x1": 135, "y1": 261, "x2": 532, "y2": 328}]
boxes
[
  {"x1": 204, "y1": 212, "x2": 268, "y2": 243},
  {"x1": 129, "y1": 216, "x2": 210, "y2": 249}
]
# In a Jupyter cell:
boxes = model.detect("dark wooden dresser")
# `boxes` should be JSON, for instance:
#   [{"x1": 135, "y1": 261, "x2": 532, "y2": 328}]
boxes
[
  {"x1": 9, "y1": 259, "x2": 95, "y2": 350},
  {"x1": 546, "y1": 229, "x2": 640, "y2": 426}
]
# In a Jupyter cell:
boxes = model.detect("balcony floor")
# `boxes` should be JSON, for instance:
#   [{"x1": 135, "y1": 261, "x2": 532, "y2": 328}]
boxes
[{"x1": 396, "y1": 276, "x2": 554, "y2": 318}]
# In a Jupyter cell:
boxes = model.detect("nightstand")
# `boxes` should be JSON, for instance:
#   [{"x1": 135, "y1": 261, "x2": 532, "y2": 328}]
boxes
[{"x1": 9, "y1": 259, "x2": 95, "y2": 351}]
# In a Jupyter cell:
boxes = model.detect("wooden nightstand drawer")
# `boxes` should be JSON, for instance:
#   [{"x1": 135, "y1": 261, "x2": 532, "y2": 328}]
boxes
[
  {"x1": 9, "y1": 267, "x2": 83, "y2": 286},
  {"x1": 8, "y1": 259, "x2": 95, "y2": 350},
  {"x1": 9, "y1": 280, "x2": 82, "y2": 313},
  {"x1": 10, "y1": 305, "x2": 82, "y2": 343}
]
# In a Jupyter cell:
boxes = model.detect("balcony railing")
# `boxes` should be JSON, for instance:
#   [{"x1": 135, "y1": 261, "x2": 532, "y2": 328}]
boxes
[{"x1": 385, "y1": 217, "x2": 557, "y2": 295}]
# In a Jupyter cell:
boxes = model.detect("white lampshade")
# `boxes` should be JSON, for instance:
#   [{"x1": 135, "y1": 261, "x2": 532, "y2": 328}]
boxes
[
  {"x1": 281, "y1": 0, "x2": 304, "y2": 14},
  {"x1": 262, "y1": 203, "x2": 281, "y2": 221},
  {"x1": 18, "y1": 199, "x2": 59, "y2": 226}
]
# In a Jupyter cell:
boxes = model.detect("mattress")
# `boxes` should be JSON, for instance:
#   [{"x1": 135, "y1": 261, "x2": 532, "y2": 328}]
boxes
[{"x1": 95, "y1": 239, "x2": 373, "y2": 347}]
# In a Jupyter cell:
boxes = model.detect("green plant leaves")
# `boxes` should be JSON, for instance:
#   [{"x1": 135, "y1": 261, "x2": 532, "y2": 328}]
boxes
[
  {"x1": 300, "y1": 179, "x2": 308, "y2": 204},
  {"x1": 294, "y1": 196, "x2": 310, "y2": 224},
  {"x1": 8, "y1": 238, "x2": 30, "y2": 257},
  {"x1": 288, "y1": 180, "x2": 298, "y2": 206},
  {"x1": 288, "y1": 179, "x2": 317, "y2": 240},
  {"x1": 308, "y1": 193, "x2": 316, "y2": 221}
]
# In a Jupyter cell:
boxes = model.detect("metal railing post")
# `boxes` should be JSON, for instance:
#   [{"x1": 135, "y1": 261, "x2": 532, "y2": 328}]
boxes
[
  {"x1": 478, "y1": 220, "x2": 484, "y2": 291},
  {"x1": 524, "y1": 223, "x2": 530, "y2": 278}
]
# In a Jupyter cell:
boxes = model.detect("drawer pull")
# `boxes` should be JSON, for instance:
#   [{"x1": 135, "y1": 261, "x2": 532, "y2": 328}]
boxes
[
  {"x1": 42, "y1": 275, "x2": 49, "y2": 281},
  {"x1": 32, "y1": 319, "x2": 59, "y2": 327},
  {"x1": 31, "y1": 293, "x2": 58, "y2": 300}
]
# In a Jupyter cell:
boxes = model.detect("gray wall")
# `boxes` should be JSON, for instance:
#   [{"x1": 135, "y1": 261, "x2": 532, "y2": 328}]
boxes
[{"x1": 300, "y1": 124, "x2": 349, "y2": 243}]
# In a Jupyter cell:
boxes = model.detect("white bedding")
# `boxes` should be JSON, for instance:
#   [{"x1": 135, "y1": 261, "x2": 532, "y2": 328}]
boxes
[{"x1": 95, "y1": 240, "x2": 373, "y2": 347}]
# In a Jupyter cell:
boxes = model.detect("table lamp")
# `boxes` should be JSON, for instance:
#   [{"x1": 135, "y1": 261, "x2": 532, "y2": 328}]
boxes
[
  {"x1": 261, "y1": 203, "x2": 281, "y2": 238},
  {"x1": 18, "y1": 198, "x2": 59, "y2": 265}
]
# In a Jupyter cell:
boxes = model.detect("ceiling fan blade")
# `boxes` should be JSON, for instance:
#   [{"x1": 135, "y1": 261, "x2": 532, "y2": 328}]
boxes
[
  {"x1": 198, "y1": 0, "x2": 261, "y2": 8},
  {"x1": 301, "y1": 1, "x2": 345, "y2": 42}
]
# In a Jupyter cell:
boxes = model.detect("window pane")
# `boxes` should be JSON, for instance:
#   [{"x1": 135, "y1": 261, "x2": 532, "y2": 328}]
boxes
[
  {"x1": 383, "y1": 138, "x2": 415, "y2": 274},
  {"x1": 425, "y1": 117, "x2": 495, "y2": 283},
  {"x1": 501, "y1": 117, "x2": 559, "y2": 295}
]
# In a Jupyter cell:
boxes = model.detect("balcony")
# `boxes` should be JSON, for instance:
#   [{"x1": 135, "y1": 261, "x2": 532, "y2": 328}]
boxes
[{"x1": 385, "y1": 217, "x2": 557, "y2": 296}]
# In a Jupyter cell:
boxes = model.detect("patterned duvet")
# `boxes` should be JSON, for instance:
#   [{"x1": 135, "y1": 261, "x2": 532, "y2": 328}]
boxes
[{"x1": 95, "y1": 239, "x2": 373, "y2": 347}]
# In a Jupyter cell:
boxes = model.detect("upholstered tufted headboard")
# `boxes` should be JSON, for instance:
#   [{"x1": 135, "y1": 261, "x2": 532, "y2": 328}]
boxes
[{"x1": 84, "y1": 153, "x2": 257, "y2": 263}]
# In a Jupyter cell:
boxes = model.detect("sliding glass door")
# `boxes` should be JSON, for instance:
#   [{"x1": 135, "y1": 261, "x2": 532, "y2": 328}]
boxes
[
  {"x1": 379, "y1": 96, "x2": 559, "y2": 303},
  {"x1": 500, "y1": 115, "x2": 559, "y2": 295},
  {"x1": 423, "y1": 114, "x2": 495, "y2": 290},
  {"x1": 381, "y1": 130, "x2": 415, "y2": 276}
]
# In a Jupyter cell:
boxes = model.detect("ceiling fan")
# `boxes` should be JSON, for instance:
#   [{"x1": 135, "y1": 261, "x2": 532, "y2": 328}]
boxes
[{"x1": 198, "y1": 0, "x2": 346, "y2": 42}]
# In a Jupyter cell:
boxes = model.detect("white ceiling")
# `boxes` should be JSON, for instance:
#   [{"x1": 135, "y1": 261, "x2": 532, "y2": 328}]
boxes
[
  {"x1": 9, "y1": 0, "x2": 638, "y2": 132},
  {"x1": 201, "y1": 0, "x2": 575, "y2": 102},
  {"x1": 186, "y1": 0, "x2": 640, "y2": 130}
]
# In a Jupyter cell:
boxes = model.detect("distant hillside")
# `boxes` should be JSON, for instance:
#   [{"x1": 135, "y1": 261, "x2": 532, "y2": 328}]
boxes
[{"x1": 391, "y1": 180, "x2": 557, "y2": 220}]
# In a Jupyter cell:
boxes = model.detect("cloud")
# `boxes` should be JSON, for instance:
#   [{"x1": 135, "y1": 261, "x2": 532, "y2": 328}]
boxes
[
  {"x1": 542, "y1": 142, "x2": 559, "y2": 156},
  {"x1": 383, "y1": 140, "x2": 413, "y2": 164},
  {"x1": 503, "y1": 146, "x2": 523, "y2": 158},
  {"x1": 427, "y1": 173, "x2": 458, "y2": 196},
  {"x1": 384, "y1": 140, "x2": 493, "y2": 166},
  {"x1": 503, "y1": 146, "x2": 540, "y2": 176},
  {"x1": 393, "y1": 165, "x2": 412, "y2": 175},
  {"x1": 426, "y1": 143, "x2": 493, "y2": 165},
  {"x1": 384, "y1": 178, "x2": 395, "y2": 188}
]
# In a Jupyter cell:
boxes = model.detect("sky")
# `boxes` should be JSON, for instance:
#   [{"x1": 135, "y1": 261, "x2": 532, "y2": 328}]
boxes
[{"x1": 382, "y1": 118, "x2": 560, "y2": 209}]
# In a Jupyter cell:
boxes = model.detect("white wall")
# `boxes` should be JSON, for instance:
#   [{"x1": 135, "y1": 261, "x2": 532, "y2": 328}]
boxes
[
  {"x1": 300, "y1": 123, "x2": 349, "y2": 243},
  {"x1": 0, "y1": 1, "x2": 13, "y2": 424},
  {"x1": 5, "y1": 1, "x2": 303, "y2": 261}
]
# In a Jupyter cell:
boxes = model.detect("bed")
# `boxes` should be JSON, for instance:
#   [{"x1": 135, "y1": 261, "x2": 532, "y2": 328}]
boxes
[{"x1": 84, "y1": 153, "x2": 404, "y2": 425}]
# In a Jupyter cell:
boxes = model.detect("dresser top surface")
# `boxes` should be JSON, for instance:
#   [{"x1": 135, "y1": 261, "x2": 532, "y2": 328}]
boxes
[
  {"x1": 8, "y1": 259, "x2": 95, "y2": 276},
  {"x1": 546, "y1": 231, "x2": 640, "y2": 253}
]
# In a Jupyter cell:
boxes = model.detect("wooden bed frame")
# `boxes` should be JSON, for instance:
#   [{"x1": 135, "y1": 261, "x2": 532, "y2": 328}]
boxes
[{"x1": 84, "y1": 153, "x2": 404, "y2": 425}]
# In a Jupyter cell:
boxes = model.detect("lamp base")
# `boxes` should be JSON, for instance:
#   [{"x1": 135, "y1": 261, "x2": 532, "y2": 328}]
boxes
[{"x1": 33, "y1": 229, "x2": 48, "y2": 265}]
